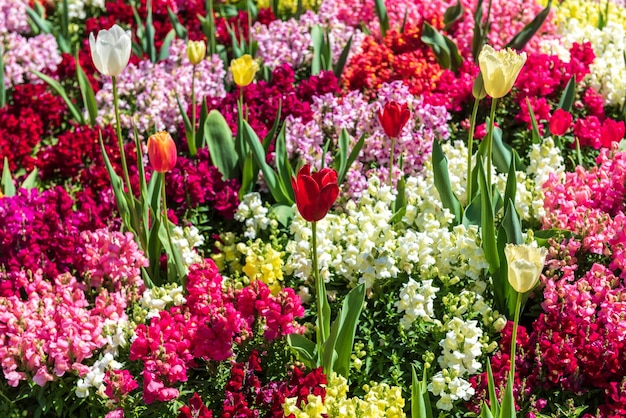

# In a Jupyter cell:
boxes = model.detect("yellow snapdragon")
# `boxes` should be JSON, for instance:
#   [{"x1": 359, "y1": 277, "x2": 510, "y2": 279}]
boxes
[{"x1": 239, "y1": 240, "x2": 285, "y2": 294}]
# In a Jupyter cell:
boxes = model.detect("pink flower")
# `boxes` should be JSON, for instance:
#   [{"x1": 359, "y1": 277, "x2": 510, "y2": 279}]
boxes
[{"x1": 549, "y1": 108, "x2": 572, "y2": 136}]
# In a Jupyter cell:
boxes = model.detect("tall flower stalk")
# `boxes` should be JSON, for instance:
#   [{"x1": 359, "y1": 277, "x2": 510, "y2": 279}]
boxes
[
  {"x1": 378, "y1": 101, "x2": 410, "y2": 188},
  {"x1": 186, "y1": 40, "x2": 206, "y2": 157}
]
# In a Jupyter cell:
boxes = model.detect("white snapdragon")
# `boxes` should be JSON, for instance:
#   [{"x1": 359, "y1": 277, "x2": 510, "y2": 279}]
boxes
[
  {"x1": 526, "y1": 136, "x2": 565, "y2": 219},
  {"x1": 396, "y1": 279, "x2": 440, "y2": 328},
  {"x1": 437, "y1": 318, "x2": 484, "y2": 375},
  {"x1": 171, "y1": 225, "x2": 204, "y2": 273},
  {"x1": 428, "y1": 372, "x2": 475, "y2": 411},
  {"x1": 235, "y1": 192, "x2": 272, "y2": 239},
  {"x1": 140, "y1": 284, "x2": 186, "y2": 319},
  {"x1": 75, "y1": 353, "x2": 122, "y2": 398}
]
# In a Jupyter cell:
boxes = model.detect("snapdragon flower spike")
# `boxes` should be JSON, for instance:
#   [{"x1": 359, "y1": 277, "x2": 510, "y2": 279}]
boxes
[
  {"x1": 378, "y1": 101, "x2": 411, "y2": 138},
  {"x1": 291, "y1": 164, "x2": 339, "y2": 222}
]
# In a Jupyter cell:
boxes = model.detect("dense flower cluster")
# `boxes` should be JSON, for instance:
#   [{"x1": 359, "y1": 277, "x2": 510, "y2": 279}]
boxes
[
  {"x1": 0, "y1": 0, "x2": 29, "y2": 33},
  {"x1": 129, "y1": 260, "x2": 305, "y2": 403},
  {"x1": 0, "y1": 269, "x2": 135, "y2": 388},
  {"x1": 165, "y1": 149, "x2": 240, "y2": 220},
  {"x1": 3, "y1": 33, "x2": 62, "y2": 87},
  {"x1": 283, "y1": 372, "x2": 405, "y2": 417}
]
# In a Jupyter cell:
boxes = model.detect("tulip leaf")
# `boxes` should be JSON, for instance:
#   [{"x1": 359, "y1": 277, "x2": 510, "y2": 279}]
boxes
[
  {"x1": 374, "y1": 0, "x2": 390, "y2": 38},
  {"x1": 558, "y1": 76, "x2": 577, "y2": 112},
  {"x1": 145, "y1": 0, "x2": 156, "y2": 62},
  {"x1": 99, "y1": 133, "x2": 131, "y2": 229},
  {"x1": 176, "y1": 93, "x2": 195, "y2": 156},
  {"x1": 411, "y1": 366, "x2": 433, "y2": 418},
  {"x1": 499, "y1": 374, "x2": 516, "y2": 418},
  {"x1": 421, "y1": 22, "x2": 462, "y2": 72},
  {"x1": 311, "y1": 25, "x2": 324, "y2": 75},
  {"x1": 1, "y1": 158, "x2": 15, "y2": 197},
  {"x1": 333, "y1": 35, "x2": 353, "y2": 79},
  {"x1": 525, "y1": 97, "x2": 541, "y2": 145},
  {"x1": 158, "y1": 29, "x2": 176, "y2": 61},
  {"x1": 242, "y1": 120, "x2": 293, "y2": 205},
  {"x1": 505, "y1": 0, "x2": 552, "y2": 51},
  {"x1": 492, "y1": 125, "x2": 525, "y2": 172},
  {"x1": 196, "y1": 98, "x2": 210, "y2": 150},
  {"x1": 263, "y1": 99, "x2": 282, "y2": 153},
  {"x1": 444, "y1": 0, "x2": 464, "y2": 30},
  {"x1": 486, "y1": 360, "x2": 500, "y2": 417},
  {"x1": 503, "y1": 152, "x2": 518, "y2": 215},
  {"x1": 328, "y1": 283, "x2": 365, "y2": 378},
  {"x1": 204, "y1": 110, "x2": 239, "y2": 179},
  {"x1": 147, "y1": 215, "x2": 163, "y2": 286},
  {"x1": 20, "y1": 168, "x2": 39, "y2": 191},
  {"x1": 75, "y1": 54, "x2": 98, "y2": 127},
  {"x1": 432, "y1": 139, "x2": 462, "y2": 225},
  {"x1": 287, "y1": 334, "x2": 317, "y2": 370},
  {"x1": 275, "y1": 123, "x2": 294, "y2": 201},
  {"x1": 478, "y1": 157, "x2": 499, "y2": 275},
  {"x1": 25, "y1": 5, "x2": 52, "y2": 34},
  {"x1": 167, "y1": 6, "x2": 188, "y2": 40},
  {"x1": 270, "y1": 204, "x2": 294, "y2": 228},
  {"x1": 32, "y1": 70, "x2": 83, "y2": 124}
]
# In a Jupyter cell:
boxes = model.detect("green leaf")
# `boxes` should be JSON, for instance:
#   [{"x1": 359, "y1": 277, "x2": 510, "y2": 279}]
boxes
[
  {"x1": 25, "y1": 5, "x2": 52, "y2": 34},
  {"x1": 196, "y1": 98, "x2": 210, "y2": 150},
  {"x1": 242, "y1": 120, "x2": 292, "y2": 204},
  {"x1": 525, "y1": 97, "x2": 541, "y2": 145},
  {"x1": 274, "y1": 123, "x2": 294, "y2": 200},
  {"x1": 505, "y1": 0, "x2": 553, "y2": 51},
  {"x1": 75, "y1": 55, "x2": 98, "y2": 126},
  {"x1": 20, "y1": 168, "x2": 39, "y2": 190},
  {"x1": 1, "y1": 157, "x2": 16, "y2": 197},
  {"x1": 432, "y1": 139, "x2": 462, "y2": 225},
  {"x1": 480, "y1": 403, "x2": 495, "y2": 418},
  {"x1": 478, "y1": 157, "x2": 499, "y2": 274},
  {"x1": 99, "y1": 134, "x2": 131, "y2": 228},
  {"x1": 32, "y1": 70, "x2": 83, "y2": 124},
  {"x1": 311, "y1": 25, "x2": 324, "y2": 75},
  {"x1": 558, "y1": 76, "x2": 577, "y2": 112},
  {"x1": 158, "y1": 29, "x2": 176, "y2": 61},
  {"x1": 333, "y1": 35, "x2": 353, "y2": 79},
  {"x1": 502, "y1": 199, "x2": 522, "y2": 245},
  {"x1": 421, "y1": 22, "x2": 462, "y2": 72},
  {"x1": 499, "y1": 373, "x2": 516, "y2": 418},
  {"x1": 338, "y1": 133, "x2": 365, "y2": 185},
  {"x1": 263, "y1": 99, "x2": 283, "y2": 153},
  {"x1": 176, "y1": 92, "x2": 195, "y2": 156},
  {"x1": 0, "y1": 45, "x2": 5, "y2": 108},
  {"x1": 331, "y1": 283, "x2": 365, "y2": 377},
  {"x1": 444, "y1": 0, "x2": 464, "y2": 30},
  {"x1": 204, "y1": 110, "x2": 239, "y2": 179},
  {"x1": 486, "y1": 360, "x2": 500, "y2": 418},
  {"x1": 270, "y1": 204, "x2": 295, "y2": 227},
  {"x1": 463, "y1": 191, "x2": 481, "y2": 227},
  {"x1": 374, "y1": 0, "x2": 390, "y2": 38},
  {"x1": 145, "y1": 0, "x2": 156, "y2": 62},
  {"x1": 492, "y1": 125, "x2": 525, "y2": 172},
  {"x1": 287, "y1": 334, "x2": 317, "y2": 370},
  {"x1": 167, "y1": 6, "x2": 188, "y2": 39}
]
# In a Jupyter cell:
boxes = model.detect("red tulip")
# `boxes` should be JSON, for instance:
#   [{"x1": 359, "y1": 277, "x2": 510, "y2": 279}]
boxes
[
  {"x1": 378, "y1": 101, "x2": 411, "y2": 138},
  {"x1": 291, "y1": 164, "x2": 339, "y2": 222},
  {"x1": 549, "y1": 108, "x2": 572, "y2": 137},
  {"x1": 147, "y1": 131, "x2": 177, "y2": 173}
]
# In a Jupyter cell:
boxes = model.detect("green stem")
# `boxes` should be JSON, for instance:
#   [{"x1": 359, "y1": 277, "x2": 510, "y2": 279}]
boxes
[
  {"x1": 485, "y1": 98, "x2": 498, "y2": 196},
  {"x1": 389, "y1": 137, "x2": 395, "y2": 188},
  {"x1": 190, "y1": 64, "x2": 197, "y2": 156},
  {"x1": 311, "y1": 221, "x2": 329, "y2": 367},
  {"x1": 510, "y1": 291, "x2": 522, "y2": 380},
  {"x1": 206, "y1": 0, "x2": 216, "y2": 56},
  {"x1": 161, "y1": 173, "x2": 176, "y2": 280},
  {"x1": 466, "y1": 97, "x2": 480, "y2": 202},
  {"x1": 112, "y1": 75, "x2": 137, "y2": 218}
]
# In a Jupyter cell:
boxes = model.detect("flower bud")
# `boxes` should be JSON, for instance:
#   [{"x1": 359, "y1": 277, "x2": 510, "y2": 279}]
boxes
[
  {"x1": 378, "y1": 101, "x2": 411, "y2": 138},
  {"x1": 478, "y1": 44, "x2": 527, "y2": 99},
  {"x1": 147, "y1": 131, "x2": 177, "y2": 173},
  {"x1": 230, "y1": 54, "x2": 259, "y2": 87},
  {"x1": 504, "y1": 243, "x2": 548, "y2": 293},
  {"x1": 187, "y1": 40, "x2": 206, "y2": 65},
  {"x1": 472, "y1": 72, "x2": 487, "y2": 100}
]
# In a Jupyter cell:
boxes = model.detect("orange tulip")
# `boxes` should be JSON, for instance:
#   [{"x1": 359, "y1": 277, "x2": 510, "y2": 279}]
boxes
[{"x1": 148, "y1": 131, "x2": 177, "y2": 173}]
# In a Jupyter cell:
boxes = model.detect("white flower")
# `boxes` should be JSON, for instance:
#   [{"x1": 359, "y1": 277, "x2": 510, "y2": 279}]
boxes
[{"x1": 89, "y1": 24, "x2": 131, "y2": 77}]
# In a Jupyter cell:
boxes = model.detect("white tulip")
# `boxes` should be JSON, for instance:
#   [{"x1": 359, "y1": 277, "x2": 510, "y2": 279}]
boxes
[{"x1": 89, "y1": 24, "x2": 131, "y2": 77}]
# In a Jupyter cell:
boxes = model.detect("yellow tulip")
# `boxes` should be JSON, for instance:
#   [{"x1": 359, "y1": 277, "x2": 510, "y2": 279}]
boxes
[
  {"x1": 478, "y1": 45, "x2": 527, "y2": 99},
  {"x1": 504, "y1": 243, "x2": 548, "y2": 293},
  {"x1": 230, "y1": 54, "x2": 259, "y2": 87},
  {"x1": 187, "y1": 40, "x2": 206, "y2": 65}
]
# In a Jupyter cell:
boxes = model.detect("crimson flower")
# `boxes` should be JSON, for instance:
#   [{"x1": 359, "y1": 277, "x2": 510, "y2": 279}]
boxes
[
  {"x1": 549, "y1": 108, "x2": 572, "y2": 136},
  {"x1": 378, "y1": 101, "x2": 411, "y2": 138},
  {"x1": 600, "y1": 118, "x2": 625, "y2": 147},
  {"x1": 291, "y1": 164, "x2": 339, "y2": 222}
]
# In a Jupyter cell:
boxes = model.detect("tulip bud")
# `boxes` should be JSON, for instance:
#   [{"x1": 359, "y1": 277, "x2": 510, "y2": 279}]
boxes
[
  {"x1": 504, "y1": 243, "x2": 548, "y2": 293},
  {"x1": 472, "y1": 72, "x2": 487, "y2": 100},
  {"x1": 89, "y1": 24, "x2": 132, "y2": 77},
  {"x1": 147, "y1": 131, "x2": 177, "y2": 173},
  {"x1": 187, "y1": 40, "x2": 206, "y2": 66},
  {"x1": 291, "y1": 164, "x2": 339, "y2": 222},
  {"x1": 230, "y1": 54, "x2": 259, "y2": 87},
  {"x1": 549, "y1": 108, "x2": 572, "y2": 137},
  {"x1": 478, "y1": 44, "x2": 527, "y2": 99},
  {"x1": 378, "y1": 101, "x2": 411, "y2": 138}
]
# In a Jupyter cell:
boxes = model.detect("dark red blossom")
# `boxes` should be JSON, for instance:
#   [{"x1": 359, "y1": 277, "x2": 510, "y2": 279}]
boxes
[
  {"x1": 549, "y1": 108, "x2": 573, "y2": 136},
  {"x1": 291, "y1": 164, "x2": 339, "y2": 222},
  {"x1": 379, "y1": 101, "x2": 411, "y2": 138}
]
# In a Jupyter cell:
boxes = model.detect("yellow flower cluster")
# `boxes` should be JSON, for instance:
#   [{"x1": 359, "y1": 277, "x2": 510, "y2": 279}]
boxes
[
  {"x1": 550, "y1": 0, "x2": 626, "y2": 29},
  {"x1": 238, "y1": 240, "x2": 285, "y2": 294},
  {"x1": 255, "y1": 0, "x2": 321, "y2": 15},
  {"x1": 211, "y1": 232, "x2": 242, "y2": 273},
  {"x1": 283, "y1": 373, "x2": 406, "y2": 418}
]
